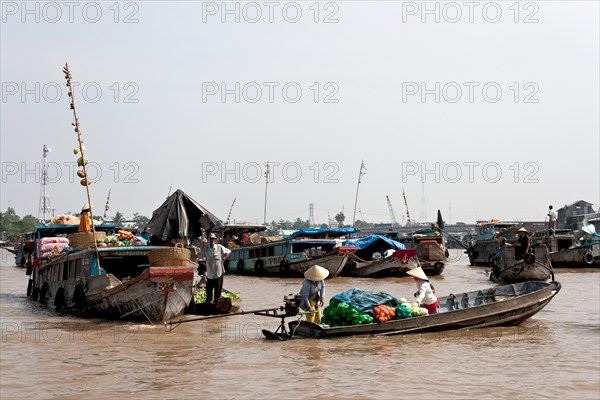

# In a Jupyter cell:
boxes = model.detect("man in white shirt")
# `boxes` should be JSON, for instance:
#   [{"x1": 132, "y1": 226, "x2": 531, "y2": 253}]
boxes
[
  {"x1": 198, "y1": 233, "x2": 231, "y2": 302},
  {"x1": 547, "y1": 205, "x2": 557, "y2": 235}
]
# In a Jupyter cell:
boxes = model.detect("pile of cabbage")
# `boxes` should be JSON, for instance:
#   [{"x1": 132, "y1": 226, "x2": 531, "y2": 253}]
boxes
[
  {"x1": 193, "y1": 289, "x2": 240, "y2": 304},
  {"x1": 321, "y1": 290, "x2": 429, "y2": 327}
]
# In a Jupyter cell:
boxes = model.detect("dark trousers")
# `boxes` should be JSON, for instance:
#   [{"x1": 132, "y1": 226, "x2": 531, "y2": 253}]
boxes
[{"x1": 206, "y1": 275, "x2": 223, "y2": 303}]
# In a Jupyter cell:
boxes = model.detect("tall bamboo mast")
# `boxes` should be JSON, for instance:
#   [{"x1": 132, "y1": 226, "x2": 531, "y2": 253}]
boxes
[{"x1": 63, "y1": 63, "x2": 101, "y2": 271}]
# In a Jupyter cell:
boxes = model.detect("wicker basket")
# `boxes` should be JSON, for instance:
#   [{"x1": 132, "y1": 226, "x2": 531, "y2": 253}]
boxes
[
  {"x1": 148, "y1": 243, "x2": 191, "y2": 267},
  {"x1": 68, "y1": 231, "x2": 107, "y2": 248}
]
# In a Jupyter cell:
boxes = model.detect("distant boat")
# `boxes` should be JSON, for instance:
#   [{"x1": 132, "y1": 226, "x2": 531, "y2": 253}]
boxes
[
  {"x1": 489, "y1": 245, "x2": 554, "y2": 284},
  {"x1": 532, "y1": 229, "x2": 600, "y2": 268},
  {"x1": 412, "y1": 228, "x2": 448, "y2": 276},
  {"x1": 223, "y1": 227, "x2": 354, "y2": 277},
  {"x1": 340, "y1": 235, "x2": 418, "y2": 277},
  {"x1": 466, "y1": 221, "x2": 521, "y2": 266}
]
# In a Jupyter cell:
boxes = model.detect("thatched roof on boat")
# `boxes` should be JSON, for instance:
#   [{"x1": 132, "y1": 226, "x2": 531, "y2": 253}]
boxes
[{"x1": 145, "y1": 189, "x2": 223, "y2": 240}]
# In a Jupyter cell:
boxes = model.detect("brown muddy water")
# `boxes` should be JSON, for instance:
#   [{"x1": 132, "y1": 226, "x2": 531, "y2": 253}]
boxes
[{"x1": 1, "y1": 249, "x2": 598, "y2": 399}]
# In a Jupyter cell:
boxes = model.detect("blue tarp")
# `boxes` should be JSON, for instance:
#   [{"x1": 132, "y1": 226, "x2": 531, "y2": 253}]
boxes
[
  {"x1": 330, "y1": 288, "x2": 398, "y2": 313},
  {"x1": 341, "y1": 235, "x2": 406, "y2": 251},
  {"x1": 285, "y1": 227, "x2": 356, "y2": 240}
]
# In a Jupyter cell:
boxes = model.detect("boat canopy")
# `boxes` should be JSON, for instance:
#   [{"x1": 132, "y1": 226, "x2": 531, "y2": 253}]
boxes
[
  {"x1": 146, "y1": 189, "x2": 223, "y2": 240},
  {"x1": 341, "y1": 235, "x2": 406, "y2": 251},
  {"x1": 285, "y1": 227, "x2": 356, "y2": 240}
]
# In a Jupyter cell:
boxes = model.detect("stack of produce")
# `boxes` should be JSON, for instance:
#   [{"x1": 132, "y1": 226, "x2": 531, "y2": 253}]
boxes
[
  {"x1": 321, "y1": 289, "x2": 432, "y2": 327},
  {"x1": 322, "y1": 300, "x2": 375, "y2": 327},
  {"x1": 408, "y1": 302, "x2": 429, "y2": 317},
  {"x1": 117, "y1": 230, "x2": 134, "y2": 241},
  {"x1": 193, "y1": 289, "x2": 241, "y2": 304},
  {"x1": 373, "y1": 304, "x2": 396, "y2": 322},
  {"x1": 102, "y1": 236, "x2": 129, "y2": 247}
]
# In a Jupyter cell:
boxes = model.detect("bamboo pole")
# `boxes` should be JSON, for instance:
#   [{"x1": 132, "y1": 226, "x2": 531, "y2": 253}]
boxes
[{"x1": 63, "y1": 63, "x2": 101, "y2": 272}]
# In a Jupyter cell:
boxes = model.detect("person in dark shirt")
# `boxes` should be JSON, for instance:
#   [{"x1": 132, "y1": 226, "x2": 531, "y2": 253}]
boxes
[{"x1": 514, "y1": 228, "x2": 530, "y2": 260}]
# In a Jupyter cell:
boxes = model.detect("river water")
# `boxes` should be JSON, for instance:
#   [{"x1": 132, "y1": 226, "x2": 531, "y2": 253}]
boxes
[{"x1": 1, "y1": 249, "x2": 598, "y2": 399}]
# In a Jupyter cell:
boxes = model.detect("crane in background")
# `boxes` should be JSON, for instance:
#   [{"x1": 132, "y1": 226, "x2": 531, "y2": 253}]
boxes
[
  {"x1": 386, "y1": 195, "x2": 399, "y2": 228},
  {"x1": 402, "y1": 187, "x2": 412, "y2": 228}
]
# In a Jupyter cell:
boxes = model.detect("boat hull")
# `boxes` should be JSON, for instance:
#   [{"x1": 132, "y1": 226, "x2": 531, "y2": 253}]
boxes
[
  {"x1": 289, "y1": 281, "x2": 561, "y2": 338},
  {"x1": 342, "y1": 256, "x2": 418, "y2": 278},
  {"x1": 549, "y1": 243, "x2": 600, "y2": 268},
  {"x1": 29, "y1": 247, "x2": 194, "y2": 322}
]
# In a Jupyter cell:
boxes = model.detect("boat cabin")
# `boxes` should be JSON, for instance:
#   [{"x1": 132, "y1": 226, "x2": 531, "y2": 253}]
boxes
[{"x1": 532, "y1": 229, "x2": 575, "y2": 252}]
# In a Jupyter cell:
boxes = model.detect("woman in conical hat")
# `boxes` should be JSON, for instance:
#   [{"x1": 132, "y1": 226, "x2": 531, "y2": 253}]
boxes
[
  {"x1": 407, "y1": 267, "x2": 439, "y2": 315},
  {"x1": 299, "y1": 265, "x2": 329, "y2": 324},
  {"x1": 77, "y1": 202, "x2": 93, "y2": 233}
]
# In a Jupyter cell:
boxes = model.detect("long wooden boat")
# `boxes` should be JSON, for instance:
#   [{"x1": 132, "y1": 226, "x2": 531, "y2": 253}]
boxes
[
  {"x1": 27, "y1": 225, "x2": 194, "y2": 322},
  {"x1": 466, "y1": 221, "x2": 521, "y2": 266},
  {"x1": 489, "y1": 245, "x2": 554, "y2": 284},
  {"x1": 286, "y1": 281, "x2": 561, "y2": 338},
  {"x1": 532, "y1": 229, "x2": 600, "y2": 268},
  {"x1": 224, "y1": 228, "x2": 353, "y2": 278}
]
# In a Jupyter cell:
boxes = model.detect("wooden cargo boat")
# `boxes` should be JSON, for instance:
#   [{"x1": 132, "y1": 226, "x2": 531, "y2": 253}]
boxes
[
  {"x1": 286, "y1": 281, "x2": 561, "y2": 338},
  {"x1": 339, "y1": 235, "x2": 417, "y2": 277},
  {"x1": 532, "y1": 229, "x2": 600, "y2": 268},
  {"x1": 224, "y1": 228, "x2": 353, "y2": 277},
  {"x1": 489, "y1": 245, "x2": 554, "y2": 284},
  {"x1": 342, "y1": 253, "x2": 417, "y2": 277},
  {"x1": 466, "y1": 221, "x2": 521, "y2": 266},
  {"x1": 412, "y1": 229, "x2": 448, "y2": 275},
  {"x1": 27, "y1": 225, "x2": 194, "y2": 322}
]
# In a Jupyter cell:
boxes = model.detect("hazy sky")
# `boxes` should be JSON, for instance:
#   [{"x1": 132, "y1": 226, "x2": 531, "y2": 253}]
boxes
[{"x1": 1, "y1": 1, "x2": 599, "y2": 225}]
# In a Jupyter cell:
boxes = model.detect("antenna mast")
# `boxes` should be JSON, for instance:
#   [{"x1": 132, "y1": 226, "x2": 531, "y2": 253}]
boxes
[
  {"x1": 263, "y1": 162, "x2": 270, "y2": 225},
  {"x1": 38, "y1": 144, "x2": 51, "y2": 222}
]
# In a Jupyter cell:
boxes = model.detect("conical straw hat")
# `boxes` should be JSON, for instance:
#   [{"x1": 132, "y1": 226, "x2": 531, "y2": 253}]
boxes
[
  {"x1": 406, "y1": 267, "x2": 428, "y2": 281},
  {"x1": 81, "y1": 202, "x2": 93, "y2": 211},
  {"x1": 304, "y1": 265, "x2": 329, "y2": 281}
]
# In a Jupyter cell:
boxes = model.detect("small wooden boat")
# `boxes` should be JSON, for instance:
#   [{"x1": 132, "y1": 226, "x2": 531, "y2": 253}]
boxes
[
  {"x1": 412, "y1": 229, "x2": 448, "y2": 275},
  {"x1": 342, "y1": 253, "x2": 417, "y2": 277},
  {"x1": 285, "y1": 281, "x2": 561, "y2": 338},
  {"x1": 190, "y1": 289, "x2": 243, "y2": 315},
  {"x1": 340, "y1": 235, "x2": 417, "y2": 277},
  {"x1": 466, "y1": 221, "x2": 521, "y2": 266},
  {"x1": 489, "y1": 245, "x2": 554, "y2": 283},
  {"x1": 27, "y1": 224, "x2": 195, "y2": 322},
  {"x1": 532, "y1": 229, "x2": 600, "y2": 268}
]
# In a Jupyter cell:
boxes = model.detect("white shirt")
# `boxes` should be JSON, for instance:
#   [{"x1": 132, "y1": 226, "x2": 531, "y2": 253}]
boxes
[
  {"x1": 548, "y1": 209, "x2": 557, "y2": 221},
  {"x1": 415, "y1": 280, "x2": 437, "y2": 305},
  {"x1": 197, "y1": 243, "x2": 231, "y2": 279}
]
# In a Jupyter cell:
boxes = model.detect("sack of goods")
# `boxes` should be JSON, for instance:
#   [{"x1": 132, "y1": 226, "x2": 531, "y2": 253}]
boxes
[{"x1": 38, "y1": 237, "x2": 70, "y2": 259}]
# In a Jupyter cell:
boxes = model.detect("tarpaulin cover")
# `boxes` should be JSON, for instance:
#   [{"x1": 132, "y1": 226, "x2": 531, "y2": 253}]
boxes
[
  {"x1": 285, "y1": 227, "x2": 356, "y2": 239},
  {"x1": 330, "y1": 288, "x2": 399, "y2": 314},
  {"x1": 341, "y1": 235, "x2": 406, "y2": 251},
  {"x1": 145, "y1": 189, "x2": 223, "y2": 240}
]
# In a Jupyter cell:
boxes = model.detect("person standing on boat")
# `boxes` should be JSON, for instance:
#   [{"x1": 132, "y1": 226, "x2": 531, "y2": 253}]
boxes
[
  {"x1": 513, "y1": 228, "x2": 531, "y2": 260},
  {"x1": 299, "y1": 265, "x2": 329, "y2": 323},
  {"x1": 78, "y1": 203, "x2": 92, "y2": 233},
  {"x1": 407, "y1": 267, "x2": 438, "y2": 315},
  {"x1": 198, "y1": 233, "x2": 231, "y2": 303},
  {"x1": 547, "y1": 205, "x2": 557, "y2": 235}
]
